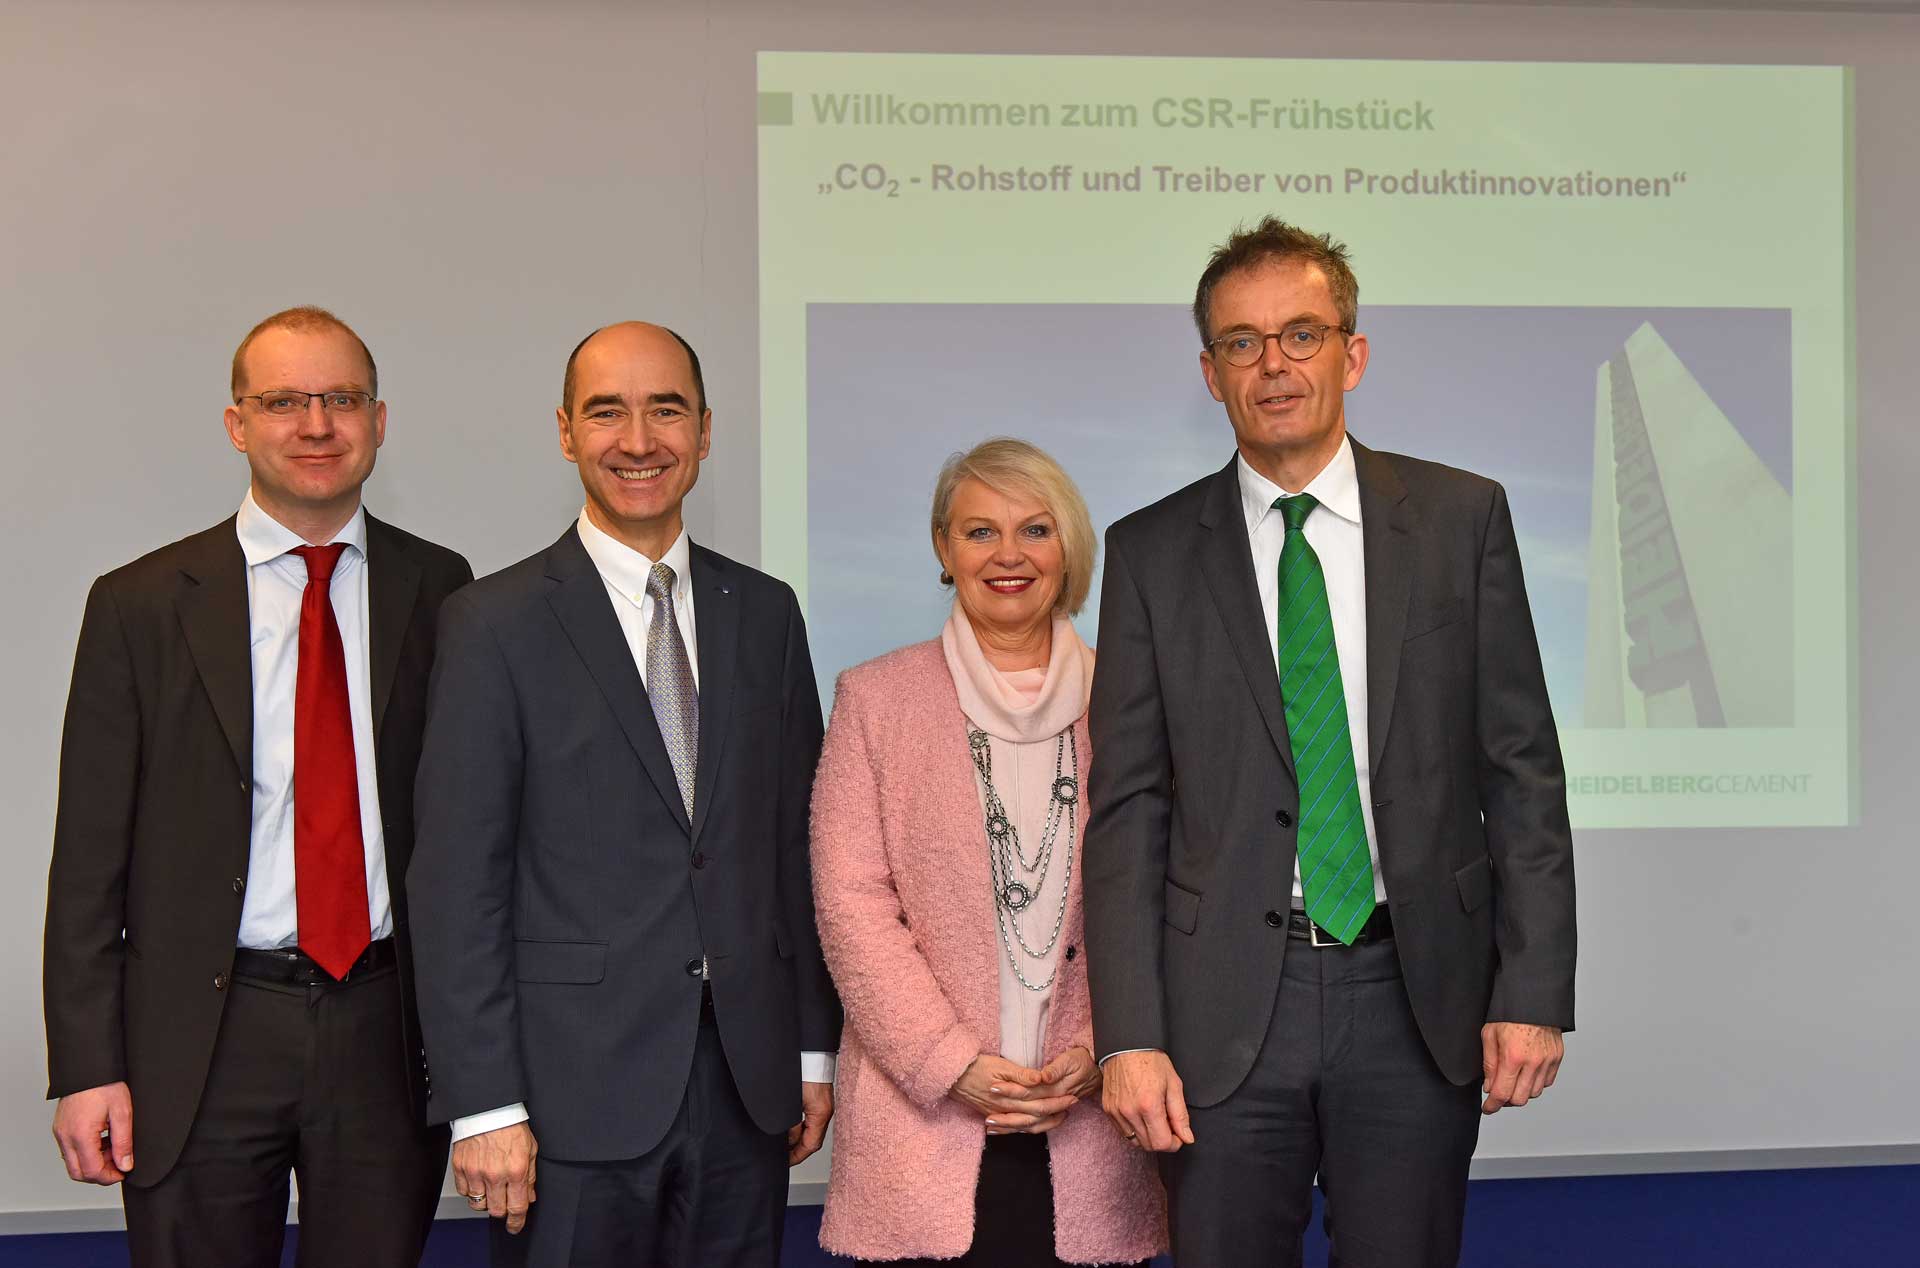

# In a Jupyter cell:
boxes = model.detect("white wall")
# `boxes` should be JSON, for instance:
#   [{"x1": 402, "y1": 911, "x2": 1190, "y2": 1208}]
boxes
[{"x1": 4, "y1": 0, "x2": 1917, "y2": 1224}]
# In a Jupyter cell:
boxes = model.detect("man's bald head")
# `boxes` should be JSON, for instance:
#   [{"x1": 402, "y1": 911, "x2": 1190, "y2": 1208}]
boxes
[{"x1": 561, "y1": 322, "x2": 707, "y2": 417}]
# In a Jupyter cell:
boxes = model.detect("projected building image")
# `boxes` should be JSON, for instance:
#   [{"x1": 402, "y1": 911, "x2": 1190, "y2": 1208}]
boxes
[{"x1": 1582, "y1": 323, "x2": 1793, "y2": 728}]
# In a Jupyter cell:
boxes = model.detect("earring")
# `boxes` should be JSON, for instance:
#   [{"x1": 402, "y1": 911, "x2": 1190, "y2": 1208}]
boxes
[{"x1": 940, "y1": 571, "x2": 953, "y2": 585}]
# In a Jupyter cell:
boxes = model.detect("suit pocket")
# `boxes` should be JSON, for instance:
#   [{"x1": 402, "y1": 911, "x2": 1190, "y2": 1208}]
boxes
[
  {"x1": 1163, "y1": 879, "x2": 1201, "y2": 935},
  {"x1": 1454, "y1": 857, "x2": 1493, "y2": 913},
  {"x1": 514, "y1": 939, "x2": 607, "y2": 984},
  {"x1": 1405, "y1": 595, "x2": 1467, "y2": 642}
]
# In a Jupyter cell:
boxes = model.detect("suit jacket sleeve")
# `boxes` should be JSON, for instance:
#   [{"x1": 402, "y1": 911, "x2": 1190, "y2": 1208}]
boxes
[
  {"x1": 408, "y1": 587, "x2": 530, "y2": 1122},
  {"x1": 1082, "y1": 530, "x2": 1176, "y2": 1058},
  {"x1": 43, "y1": 577, "x2": 142, "y2": 1097},
  {"x1": 810, "y1": 672, "x2": 982, "y2": 1108},
  {"x1": 1475, "y1": 483, "x2": 1577, "y2": 1029},
  {"x1": 776, "y1": 591, "x2": 841, "y2": 1056}
]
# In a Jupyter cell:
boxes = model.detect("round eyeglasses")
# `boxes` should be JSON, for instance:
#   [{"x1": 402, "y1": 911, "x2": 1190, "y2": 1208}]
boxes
[{"x1": 1205, "y1": 324, "x2": 1351, "y2": 367}]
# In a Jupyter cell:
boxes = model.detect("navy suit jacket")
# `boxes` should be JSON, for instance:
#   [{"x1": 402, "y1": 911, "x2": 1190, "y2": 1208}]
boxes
[{"x1": 409, "y1": 526, "x2": 841, "y2": 1159}]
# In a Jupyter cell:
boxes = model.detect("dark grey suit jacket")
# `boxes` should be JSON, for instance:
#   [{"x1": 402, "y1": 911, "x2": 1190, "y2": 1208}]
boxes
[
  {"x1": 43, "y1": 514, "x2": 472, "y2": 1183},
  {"x1": 1083, "y1": 441, "x2": 1576, "y2": 1100},
  {"x1": 408, "y1": 526, "x2": 841, "y2": 1160}
]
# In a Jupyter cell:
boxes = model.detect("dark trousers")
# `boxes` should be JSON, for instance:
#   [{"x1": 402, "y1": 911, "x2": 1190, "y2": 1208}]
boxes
[
  {"x1": 121, "y1": 963, "x2": 449, "y2": 1268},
  {"x1": 1162, "y1": 935, "x2": 1481, "y2": 1268},
  {"x1": 497, "y1": 1014, "x2": 788, "y2": 1268},
  {"x1": 859, "y1": 1133, "x2": 1149, "y2": 1268}
]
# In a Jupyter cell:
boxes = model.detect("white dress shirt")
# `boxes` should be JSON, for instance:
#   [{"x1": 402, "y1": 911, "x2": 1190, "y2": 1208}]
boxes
[
  {"x1": 234, "y1": 493, "x2": 393, "y2": 949},
  {"x1": 577, "y1": 511, "x2": 700, "y2": 692},
  {"x1": 451, "y1": 512, "x2": 833, "y2": 1145},
  {"x1": 1238, "y1": 439, "x2": 1387, "y2": 905}
]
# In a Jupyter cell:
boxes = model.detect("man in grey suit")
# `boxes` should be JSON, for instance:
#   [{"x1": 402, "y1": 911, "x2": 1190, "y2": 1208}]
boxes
[
  {"x1": 409, "y1": 322, "x2": 840, "y2": 1267},
  {"x1": 1084, "y1": 218, "x2": 1576, "y2": 1267}
]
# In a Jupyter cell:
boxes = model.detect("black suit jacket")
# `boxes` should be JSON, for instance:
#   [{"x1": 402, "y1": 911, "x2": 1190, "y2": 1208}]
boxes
[
  {"x1": 408, "y1": 527, "x2": 841, "y2": 1160},
  {"x1": 43, "y1": 513, "x2": 473, "y2": 1184},
  {"x1": 1083, "y1": 441, "x2": 1576, "y2": 1100}
]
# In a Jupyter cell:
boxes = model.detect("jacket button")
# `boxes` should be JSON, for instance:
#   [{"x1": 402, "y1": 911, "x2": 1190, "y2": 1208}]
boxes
[
  {"x1": 1275, "y1": 809, "x2": 1293, "y2": 828},
  {"x1": 691, "y1": 851, "x2": 706, "y2": 870},
  {"x1": 684, "y1": 958, "x2": 704, "y2": 978},
  {"x1": 1264, "y1": 910, "x2": 1285, "y2": 928},
  {"x1": 231, "y1": 877, "x2": 245, "y2": 895},
  {"x1": 214, "y1": 972, "x2": 229, "y2": 991},
  {"x1": 1064, "y1": 945, "x2": 1077, "y2": 961}
]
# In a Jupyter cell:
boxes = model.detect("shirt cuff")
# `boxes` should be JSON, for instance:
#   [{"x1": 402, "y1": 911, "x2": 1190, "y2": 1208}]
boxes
[
  {"x1": 1098, "y1": 1047, "x2": 1160, "y2": 1066},
  {"x1": 801, "y1": 1051, "x2": 838, "y2": 1084},
  {"x1": 451, "y1": 1103, "x2": 530, "y2": 1143}
]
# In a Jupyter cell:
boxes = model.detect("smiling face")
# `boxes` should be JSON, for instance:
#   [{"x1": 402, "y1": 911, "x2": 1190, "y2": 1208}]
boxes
[
  {"x1": 936, "y1": 477, "x2": 1066, "y2": 651},
  {"x1": 557, "y1": 322, "x2": 711, "y2": 558},
  {"x1": 1199, "y1": 258, "x2": 1369, "y2": 490},
  {"x1": 222, "y1": 324, "x2": 385, "y2": 538}
]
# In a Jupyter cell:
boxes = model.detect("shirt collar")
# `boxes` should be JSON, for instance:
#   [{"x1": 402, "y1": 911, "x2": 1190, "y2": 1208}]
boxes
[
  {"x1": 235, "y1": 491, "x2": 368, "y2": 567},
  {"x1": 1238, "y1": 435, "x2": 1361, "y2": 532},
  {"x1": 575, "y1": 509, "x2": 692, "y2": 606}
]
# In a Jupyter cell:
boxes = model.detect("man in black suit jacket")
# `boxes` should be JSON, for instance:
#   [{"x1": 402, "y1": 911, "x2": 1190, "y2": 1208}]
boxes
[
  {"x1": 1084, "y1": 220, "x2": 1577, "y2": 1267},
  {"x1": 44, "y1": 307, "x2": 470, "y2": 1267},
  {"x1": 409, "y1": 321, "x2": 841, "y2": 1267}
]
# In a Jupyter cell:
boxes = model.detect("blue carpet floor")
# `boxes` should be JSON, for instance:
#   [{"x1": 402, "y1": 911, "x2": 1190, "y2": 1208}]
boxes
[{"x1": 3, "y1": 1165, "x2": 1913, "y2": 1267}]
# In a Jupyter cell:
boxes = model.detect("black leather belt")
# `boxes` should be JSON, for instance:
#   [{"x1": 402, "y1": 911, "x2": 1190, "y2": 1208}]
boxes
[
  {"x1": 1288, "y1": 906, "x2": 1394, "y2": 946},
  {"x1": 232, "y1": 936, "x2": 397, "y2": 986}
]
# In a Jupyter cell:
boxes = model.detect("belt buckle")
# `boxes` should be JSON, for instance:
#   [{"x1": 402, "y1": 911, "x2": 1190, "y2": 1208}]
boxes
[{"x1": 1309, "y1": 919, "x2": 1336, "y2": 948}]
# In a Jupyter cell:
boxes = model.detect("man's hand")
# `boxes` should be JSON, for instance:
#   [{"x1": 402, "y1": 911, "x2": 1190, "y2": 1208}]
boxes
[
  {"x1": 1481, "y1": 1022, "x2": 1564, "y2": 1115},
  {"x1": 788, "y1": 1081, "x2": 834, "y2": 1165},
  {"x1": 1101, "y1": 1050, "x2": 1194, "y2": 1152},
  {"x1": 52, "y1": 1082, "x2": 133, "y2": 1184},
  {"x1": 452, "y1": 1122, "x2": 538, "y2": 1234},
  {"x1": 949, "y1": 1054, "x2": 1077, "y2": 1135}
]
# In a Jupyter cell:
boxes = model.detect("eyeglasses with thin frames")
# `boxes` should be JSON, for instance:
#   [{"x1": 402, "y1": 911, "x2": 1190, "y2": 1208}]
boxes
[{"x1": 236, "y1": 390, "x2": 374, "y2": 416}]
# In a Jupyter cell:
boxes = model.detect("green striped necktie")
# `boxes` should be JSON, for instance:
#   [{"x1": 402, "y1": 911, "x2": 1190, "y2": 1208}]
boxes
[{"x1": 1274, "y1": 494, "x2": 1376, "y2": 944}]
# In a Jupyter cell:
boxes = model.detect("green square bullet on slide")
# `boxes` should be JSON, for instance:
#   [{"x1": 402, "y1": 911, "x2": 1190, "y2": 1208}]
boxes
[{"x1": 758, "y1": 92, "x2": 794, "y2": 125}]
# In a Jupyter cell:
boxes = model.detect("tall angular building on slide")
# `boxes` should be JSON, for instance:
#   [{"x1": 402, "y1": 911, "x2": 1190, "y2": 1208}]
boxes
[{"x1": 1583, "y1": 322, "x2": 1792, "y2": 728}]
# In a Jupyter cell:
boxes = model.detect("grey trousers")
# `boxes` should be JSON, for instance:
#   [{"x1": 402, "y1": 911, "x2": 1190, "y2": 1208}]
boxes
[{"x1": 1161, "y1": 933, "x2": 1482, "y2": 1268}]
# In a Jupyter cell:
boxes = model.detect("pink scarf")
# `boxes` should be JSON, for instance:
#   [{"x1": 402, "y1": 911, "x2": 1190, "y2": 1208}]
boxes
[{"x1": 940, "y1": 601, "x2": 1093, "y2": 740}]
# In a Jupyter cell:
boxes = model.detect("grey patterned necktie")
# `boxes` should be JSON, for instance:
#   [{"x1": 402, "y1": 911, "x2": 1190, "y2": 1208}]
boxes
[{"x1": 645, "y1": 562, "x2": 698, "y2": 819}]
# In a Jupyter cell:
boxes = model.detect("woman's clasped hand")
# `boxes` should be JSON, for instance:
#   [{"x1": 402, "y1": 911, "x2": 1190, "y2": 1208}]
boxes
[{"x1": 949, "y1": 1047, "x2": 1102, "y2": 1135}]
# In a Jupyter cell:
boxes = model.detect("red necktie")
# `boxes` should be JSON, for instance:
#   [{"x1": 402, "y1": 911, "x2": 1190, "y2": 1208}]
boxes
[{"x1": 291, "y1": 544, "x2": 371, "y2": 980}]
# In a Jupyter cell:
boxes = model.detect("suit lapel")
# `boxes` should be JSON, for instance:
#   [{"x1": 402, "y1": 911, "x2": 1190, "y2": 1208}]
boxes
[
  {"x1": 174, "y1": 520, "x2": 253, "y2": 779},
  {"x1": 544, "y1": 527, "x2": 692, "y2": 835},
  {"x1": 1353, "y1": 439, "x2": 1411, "y2": 774},
  {"x1": 687, "y1": 546, "x2": 738, "y2": 848},
  {"x1": 1197, "y1": 457, "x2": 1296, "y2": 783},
  {"x1": 363, "y1": 514, "x2": 421, "y2": 743}
]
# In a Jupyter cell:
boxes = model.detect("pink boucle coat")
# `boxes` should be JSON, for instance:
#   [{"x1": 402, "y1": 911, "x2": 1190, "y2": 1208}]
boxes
[{"x1": 810, "y1": 640, "x2": 1165, "y2": 1265}]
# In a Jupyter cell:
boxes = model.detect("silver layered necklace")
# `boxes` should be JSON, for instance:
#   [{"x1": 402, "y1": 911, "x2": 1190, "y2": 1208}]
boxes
[{"x1": 967, "y1": 722, "x2": 1078, "y2": 992}]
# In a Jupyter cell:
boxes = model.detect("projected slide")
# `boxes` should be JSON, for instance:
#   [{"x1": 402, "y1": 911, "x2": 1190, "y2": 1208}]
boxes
[{"x1": 758, "y1": 53, "x2": 1854, "y2": 828}]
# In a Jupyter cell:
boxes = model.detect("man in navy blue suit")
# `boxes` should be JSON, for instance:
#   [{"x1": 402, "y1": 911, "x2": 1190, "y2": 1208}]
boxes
[{"x1": 410, "y1": 321, "x2": 841, "y2": 1267}]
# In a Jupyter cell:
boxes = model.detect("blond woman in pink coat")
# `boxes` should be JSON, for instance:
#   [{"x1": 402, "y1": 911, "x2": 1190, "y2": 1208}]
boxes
[{"x1": 811, "y1": 439, "x2": 1166, "y2": 1268}]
